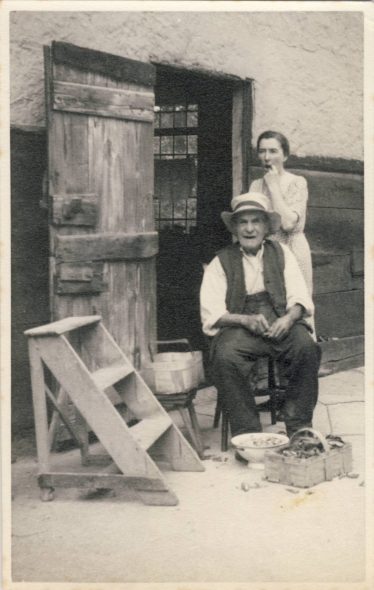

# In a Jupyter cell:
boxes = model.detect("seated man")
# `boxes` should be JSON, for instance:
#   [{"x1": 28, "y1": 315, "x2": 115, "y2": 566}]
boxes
[{"x1": 200, "y1": 192, "x2": 321, "y2": 439}]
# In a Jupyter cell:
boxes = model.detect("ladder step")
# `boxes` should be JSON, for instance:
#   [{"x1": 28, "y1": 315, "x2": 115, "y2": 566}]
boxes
[
  {"x1": 91, "y1": 363, "x2": 134, "y2": 390},
  {"x1": 24, "y1": 315, "x2": 102, "y2": 337},
  {"x1": 130, "y1": 415, "x2": 172, "y2": 450}
]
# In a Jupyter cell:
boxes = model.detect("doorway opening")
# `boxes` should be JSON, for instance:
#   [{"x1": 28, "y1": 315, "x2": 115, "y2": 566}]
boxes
[{"x1": 154, "y1": 65, "x2": 238, "y2": 350}]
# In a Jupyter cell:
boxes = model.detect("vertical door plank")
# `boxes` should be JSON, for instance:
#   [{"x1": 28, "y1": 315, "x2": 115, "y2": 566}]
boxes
[
  {"x1": 232, "y1": 81, "x2": 252, "y2": 197},
  {"x1": 232, "y1": 86, "x2": 244, "y2": 198}
]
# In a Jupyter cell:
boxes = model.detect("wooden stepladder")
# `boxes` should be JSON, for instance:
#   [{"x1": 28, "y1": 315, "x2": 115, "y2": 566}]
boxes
[{"x1": 25, "y1": 316, "x2": 204, "y2": 506}]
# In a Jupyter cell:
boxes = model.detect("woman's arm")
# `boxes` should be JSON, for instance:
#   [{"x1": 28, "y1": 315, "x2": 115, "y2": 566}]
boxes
[{"x1": 264, "y1": 168, "x2": 306, "y2": 232}]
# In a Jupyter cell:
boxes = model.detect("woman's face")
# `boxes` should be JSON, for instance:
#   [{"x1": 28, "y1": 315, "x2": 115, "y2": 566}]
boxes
[{"x1": 258, "y1": 138, "x2": 287, "y2": 172}]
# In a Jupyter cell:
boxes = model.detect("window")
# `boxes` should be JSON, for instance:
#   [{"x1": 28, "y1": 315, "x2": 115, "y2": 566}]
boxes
[{"x1": 153, "y1": 103, "x2": 198, "y2": 231}]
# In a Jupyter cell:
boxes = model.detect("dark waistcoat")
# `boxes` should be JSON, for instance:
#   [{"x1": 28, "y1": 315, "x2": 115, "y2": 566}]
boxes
[{"x1": 217, "y1": 240, "x2": 287, "y2": 317}]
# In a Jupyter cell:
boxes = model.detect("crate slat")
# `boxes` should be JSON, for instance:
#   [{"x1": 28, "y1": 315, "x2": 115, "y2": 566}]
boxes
[{"x1": 264, "y1": 443, "x2": 352, "y2": 488}]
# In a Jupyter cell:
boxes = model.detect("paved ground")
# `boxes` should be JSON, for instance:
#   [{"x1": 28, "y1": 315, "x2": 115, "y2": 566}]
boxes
[{"x1": 8, "y1": 367, "x2": 370, "y2": 586}]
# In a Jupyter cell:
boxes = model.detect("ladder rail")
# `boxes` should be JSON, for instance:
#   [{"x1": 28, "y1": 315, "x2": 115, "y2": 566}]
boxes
[
  {"x1": 28, "y1": 340, "x2": 51, "y2": 473},
  {"x1": 33, "y1": 335, "x2": 165, "y2": 479},
  {"x1": 44, "y1": 383, "x2": 84, "y2": 449},
  {"x1": 80, "y1": 321, "x2": 131, "y2": 369}
]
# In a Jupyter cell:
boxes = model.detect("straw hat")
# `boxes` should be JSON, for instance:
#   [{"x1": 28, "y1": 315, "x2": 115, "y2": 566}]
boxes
[{"x1": 221, "y1": 192, "x2": 281, "y2": 234}]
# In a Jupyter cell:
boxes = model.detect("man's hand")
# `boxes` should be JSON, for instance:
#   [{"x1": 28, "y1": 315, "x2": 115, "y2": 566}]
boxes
[
  {"x1": 241, "y1": 314, "x2": 270, "y2": 336},
  {"x1": 265, "y1": 315, "x2": 294, "y2": 341},
  {"x1": 215, "y1": 305, "x2": 304, "y2": 339}
]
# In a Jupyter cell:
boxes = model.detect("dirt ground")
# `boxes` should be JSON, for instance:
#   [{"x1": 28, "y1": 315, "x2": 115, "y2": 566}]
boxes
[{"x1": 8, "y1": 370, "x2": 370, "y2": 586}]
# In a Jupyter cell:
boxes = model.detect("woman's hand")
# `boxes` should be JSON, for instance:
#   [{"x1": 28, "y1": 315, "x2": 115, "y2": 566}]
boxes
[
  {"x1": 264, "y1": 165, "x2": 281, "y2": 190},
  {"x1": 263, "y1": 166, "x2": 299, "y2": 232}
]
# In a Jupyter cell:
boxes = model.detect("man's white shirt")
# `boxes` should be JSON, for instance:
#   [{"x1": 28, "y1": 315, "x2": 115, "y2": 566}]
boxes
[{"x1": 200, "y1": 241, "x2": 314, "y2": 337}]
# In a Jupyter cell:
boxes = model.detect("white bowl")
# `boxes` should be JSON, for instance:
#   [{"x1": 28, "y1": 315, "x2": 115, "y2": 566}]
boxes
[{"x1": 231, "y1": 432, "x2": 289, "y2": 466}]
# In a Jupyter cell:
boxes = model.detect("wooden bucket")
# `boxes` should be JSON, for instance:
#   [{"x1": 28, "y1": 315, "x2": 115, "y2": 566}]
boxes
[{"x1": 142, "y1": 350, "x2": 205, "y2": 395}]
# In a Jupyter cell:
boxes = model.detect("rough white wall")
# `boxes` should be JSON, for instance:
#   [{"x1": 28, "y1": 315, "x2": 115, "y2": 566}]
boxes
[{"x1": 10, "y1": 10, "x2": 363, "y2": 159}]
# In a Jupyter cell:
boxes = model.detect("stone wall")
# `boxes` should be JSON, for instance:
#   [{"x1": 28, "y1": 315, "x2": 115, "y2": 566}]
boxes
[{"x1": 10, "y1": 10, "x2": 363, "y2": 159}]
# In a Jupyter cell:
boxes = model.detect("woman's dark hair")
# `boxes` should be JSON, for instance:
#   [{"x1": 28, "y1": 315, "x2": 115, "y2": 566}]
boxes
[{"x1": 256, "y1": 130, "x2": 290, "y2": 158}]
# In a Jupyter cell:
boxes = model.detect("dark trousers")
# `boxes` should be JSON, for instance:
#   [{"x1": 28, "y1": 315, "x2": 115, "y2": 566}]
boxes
[{"x1": 211, "y1": 292, "x2": 321, "y2": 438}]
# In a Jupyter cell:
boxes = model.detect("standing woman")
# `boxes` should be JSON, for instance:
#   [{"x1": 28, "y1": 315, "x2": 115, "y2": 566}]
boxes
[{"x1": 250, "y1": 131, "x2": 313, "y2": 298}]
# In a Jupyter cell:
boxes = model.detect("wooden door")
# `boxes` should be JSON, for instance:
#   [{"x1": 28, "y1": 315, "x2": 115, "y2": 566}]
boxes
[
  {"x1": 153, "y1": 70, "x2": 252, "y2": 350},
  {"x1": 44, "y1": 42, "x2": 157, "y2": 367},
  {"x1": 232, "y1": 80, "x2": 252, "y2": 197}
]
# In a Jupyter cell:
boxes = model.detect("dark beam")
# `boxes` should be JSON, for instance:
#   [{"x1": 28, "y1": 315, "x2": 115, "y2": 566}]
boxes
[{"x1": 52, "y1": 41, "x2": 156, "y2": 87}]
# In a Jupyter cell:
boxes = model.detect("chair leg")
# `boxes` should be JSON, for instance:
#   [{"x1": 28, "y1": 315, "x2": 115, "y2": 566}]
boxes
[
  {"x1": 221, "y1": 412, "x2": 229, "y2": 452},
  {"x1": 270, "y1": 397, "x2": 277, "y2": 425},
  {"x1": 213, "y1": 393, "x2": 230, "y2": 451},
  {"x1": 187, "y1": 403, "x2": 205, "y2": 459},
  {"x1": 178, "y1": 407, "x2": 203, "y2": 458},
  {"x1": 268, "y1": 358, "x2": 278, "y2": 425},
  {"x1": 213, "y1": 394, "x2": 222, "y2": 429},
  {"x1": 268, "y1": 356, "x2": 276, "y2": 388}
]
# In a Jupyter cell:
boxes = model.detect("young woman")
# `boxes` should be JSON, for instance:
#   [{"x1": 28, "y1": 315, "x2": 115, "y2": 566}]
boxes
[{"x1": 250, "y1": 130, "x2": 313, "y2": 297}]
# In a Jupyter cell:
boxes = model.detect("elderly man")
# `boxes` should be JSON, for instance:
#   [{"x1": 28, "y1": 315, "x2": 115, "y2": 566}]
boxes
[{"x1": 200, "y1": 192, "x2": 320, "y2": 439}]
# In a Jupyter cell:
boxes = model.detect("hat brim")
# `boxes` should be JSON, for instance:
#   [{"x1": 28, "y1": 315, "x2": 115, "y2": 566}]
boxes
[{"x1": 221, "y1": 207, "x2": 281, "y2": 235}]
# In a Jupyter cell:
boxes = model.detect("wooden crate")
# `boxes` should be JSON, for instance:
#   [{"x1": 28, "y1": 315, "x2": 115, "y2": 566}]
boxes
[{"x1": 264, "y1": 428, "x2": 353, "y2": 488}]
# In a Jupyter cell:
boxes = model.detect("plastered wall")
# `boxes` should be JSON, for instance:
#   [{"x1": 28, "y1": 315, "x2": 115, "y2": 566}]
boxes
[{"x1": 10, "y1": 10, "x2": 363, "y2": 160}]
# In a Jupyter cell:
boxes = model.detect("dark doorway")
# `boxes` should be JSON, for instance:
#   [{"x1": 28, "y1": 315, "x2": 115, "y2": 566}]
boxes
[{"x1": 154, "y1": 66, "x2": 235, "y2": 350}]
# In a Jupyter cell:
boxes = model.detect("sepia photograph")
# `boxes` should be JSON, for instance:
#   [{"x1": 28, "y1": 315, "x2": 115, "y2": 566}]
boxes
[{"x1": 1, "y1": 1, "x2": 373, "y2": 587}]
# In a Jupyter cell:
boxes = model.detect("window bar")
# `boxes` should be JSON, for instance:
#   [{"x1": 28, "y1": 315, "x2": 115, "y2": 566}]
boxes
[{"x1": 154, "y1": 103, "x2": 198, "y2": 231}]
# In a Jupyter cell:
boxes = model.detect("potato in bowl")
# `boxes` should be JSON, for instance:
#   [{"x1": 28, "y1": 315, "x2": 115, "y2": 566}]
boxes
[{"x1": 231, "y1": 432, "x2": 289, "y2": 466}]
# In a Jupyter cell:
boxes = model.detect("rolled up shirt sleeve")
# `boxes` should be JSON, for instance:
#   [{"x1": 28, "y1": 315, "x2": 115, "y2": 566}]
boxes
[
  {"x1": 200, "y1": 256, "x2": 228, "y2": 337},
  {"x1": 281, "y1": 243, "x2": 314, "y2": 317}
]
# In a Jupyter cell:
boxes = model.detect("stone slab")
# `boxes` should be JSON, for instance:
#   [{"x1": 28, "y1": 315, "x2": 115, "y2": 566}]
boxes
[
  {"x1": 318, "y1": 369, "x2": 364, "y2": 405},
  {"x1": 328, "y1": 402, "x2": 365, "y2": 436}
]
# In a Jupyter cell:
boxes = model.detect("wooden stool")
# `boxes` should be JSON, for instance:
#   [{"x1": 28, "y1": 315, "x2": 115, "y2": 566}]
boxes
[
  {"x1": 213, "y1": 357, "x2": 286, "y2": 452},
  {"x1": 156, "y1": 389, "x2": 205, "y2": 459}
]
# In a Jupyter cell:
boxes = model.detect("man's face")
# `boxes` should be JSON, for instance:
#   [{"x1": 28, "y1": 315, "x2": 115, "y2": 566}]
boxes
[{"x1": 233, "y1": 210, "x2": 269, "y2": 254}]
